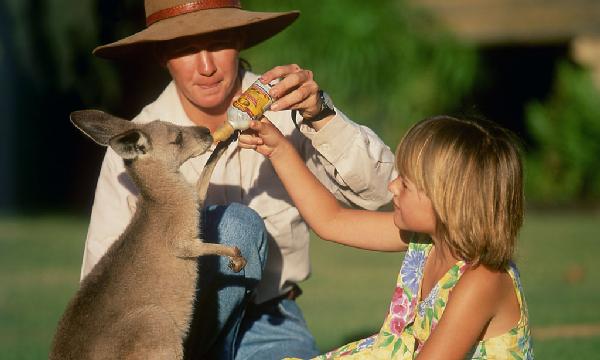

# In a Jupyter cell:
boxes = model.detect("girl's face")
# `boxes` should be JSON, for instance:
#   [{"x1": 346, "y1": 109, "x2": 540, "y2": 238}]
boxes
[
  {"x1": 388, "y1": 175, "x2": 437, "y2": 235},
  {"x1": 164, "y1": 34, "x2": 241, "y2": 113}
]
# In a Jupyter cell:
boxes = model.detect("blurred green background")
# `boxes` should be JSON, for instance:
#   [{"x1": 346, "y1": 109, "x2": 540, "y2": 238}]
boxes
[{"x1": 1, "y1": 0, "x2": 599, "y2": 358}]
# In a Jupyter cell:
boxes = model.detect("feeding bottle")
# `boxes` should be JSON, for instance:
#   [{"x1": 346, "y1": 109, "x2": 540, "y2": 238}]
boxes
[{"x1": 212, "y1": 78, "x2": 275, "y2": 142}]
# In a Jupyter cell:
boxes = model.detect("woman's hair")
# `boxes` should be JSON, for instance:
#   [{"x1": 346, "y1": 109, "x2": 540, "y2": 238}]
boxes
[{"x1": 396, "y1": 115, "x2": 524, "y2": 270}]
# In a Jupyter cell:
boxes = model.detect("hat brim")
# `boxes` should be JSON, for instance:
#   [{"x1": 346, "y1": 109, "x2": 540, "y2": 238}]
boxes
[{"x1": 93, "y1": 8, "x2": 299, "y2": 59}]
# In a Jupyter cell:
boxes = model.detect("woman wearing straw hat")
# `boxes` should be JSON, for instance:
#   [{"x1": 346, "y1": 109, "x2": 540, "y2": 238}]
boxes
[{"x1": 80, "y1": 1, "x2": 395, "y2": 359}]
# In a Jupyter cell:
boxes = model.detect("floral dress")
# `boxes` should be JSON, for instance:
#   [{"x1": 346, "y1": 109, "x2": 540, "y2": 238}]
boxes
[{"x1": 310, "y1": 242, "x2": 533, "y2": 359}]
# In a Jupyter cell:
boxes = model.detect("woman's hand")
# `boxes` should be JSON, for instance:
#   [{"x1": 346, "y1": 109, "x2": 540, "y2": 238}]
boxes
[
  {"x1": 238, "y1": 117, "x2": 290, "y2": 159},
  {"x1": 260, "y1": 64, "x2": 325, "y2": 121}
]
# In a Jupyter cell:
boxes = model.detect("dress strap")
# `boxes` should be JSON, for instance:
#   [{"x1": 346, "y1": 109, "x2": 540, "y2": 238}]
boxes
[{"x1": 506, "y1": 262, "x2": 529, "y2": 326}]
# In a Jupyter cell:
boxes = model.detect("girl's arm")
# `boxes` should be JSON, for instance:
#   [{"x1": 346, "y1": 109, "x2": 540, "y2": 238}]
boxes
[
  {"x1": 416, "y1": 267, "x2": 514, "y2": 359},
  {"x1": 241, "y1": 118, "x2": 407, "y2": 252}
]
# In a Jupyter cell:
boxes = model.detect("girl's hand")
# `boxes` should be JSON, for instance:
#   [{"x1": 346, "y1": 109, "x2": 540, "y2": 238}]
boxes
[{"x1": 238, "y1": 117, "x2": 290, "y2": 159}]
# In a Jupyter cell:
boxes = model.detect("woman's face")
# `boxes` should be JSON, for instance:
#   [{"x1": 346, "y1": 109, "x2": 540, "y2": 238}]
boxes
[
  {"x1": 163, "y1": 34, "x2": 241, "y2": 113},
  {"x1": 388, "y1": 175, "x2": 436, "y2": 235}
]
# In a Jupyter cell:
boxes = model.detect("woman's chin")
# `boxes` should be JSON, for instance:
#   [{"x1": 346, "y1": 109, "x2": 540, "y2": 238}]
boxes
[{"x1": 192, "y1": 95, "x2": 227, "y2": 111}]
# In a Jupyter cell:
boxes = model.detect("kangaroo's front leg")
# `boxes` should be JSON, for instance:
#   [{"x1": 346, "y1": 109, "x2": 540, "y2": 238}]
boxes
[{"x1": 172, "y1": 239, "x2": 247, "y2": 272}]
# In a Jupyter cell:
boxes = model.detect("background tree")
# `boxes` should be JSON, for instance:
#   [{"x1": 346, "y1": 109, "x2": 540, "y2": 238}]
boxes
[
  {"x1": 243, "y1": 0, "x2": 477, "y2": 146},
  {"x1": 525, "y1": 62, "x2": 600, "y2": 205}
]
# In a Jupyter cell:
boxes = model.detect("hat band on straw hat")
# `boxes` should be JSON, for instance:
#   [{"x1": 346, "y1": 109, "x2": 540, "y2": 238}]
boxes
[
  {"x1": 94, "y1": 0, "x2": 299, "y2": 59},
  {"x1": 146, "y1": 0, "x2": 241, "y2": 26}
]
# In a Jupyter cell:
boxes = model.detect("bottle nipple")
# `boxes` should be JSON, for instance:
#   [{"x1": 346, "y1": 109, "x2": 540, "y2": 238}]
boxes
[{"x1": 212, "y1": 121, "x2": 235, "y2": 143}]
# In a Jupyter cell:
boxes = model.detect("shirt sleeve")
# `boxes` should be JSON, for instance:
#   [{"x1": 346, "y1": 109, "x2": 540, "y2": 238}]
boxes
[
  {"x1": 297, "y1": 108, "x2": 397, "y2": 210},
  {"x1": 79, "y1": 147, "x2": 138, "y2": 280}
]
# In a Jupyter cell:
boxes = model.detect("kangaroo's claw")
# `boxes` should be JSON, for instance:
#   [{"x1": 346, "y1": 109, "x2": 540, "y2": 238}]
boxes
[{"x1": 228, "y1": 256, "x2": 246, "y2": 273}]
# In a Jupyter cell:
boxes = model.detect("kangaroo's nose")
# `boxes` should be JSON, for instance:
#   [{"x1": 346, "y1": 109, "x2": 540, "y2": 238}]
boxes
[
  {"x1": 195, "y1": 126, "x2": 211, "y2": 136},
  {"x1": 193, "y1": 126, "x2": 212, "y2": 143}
]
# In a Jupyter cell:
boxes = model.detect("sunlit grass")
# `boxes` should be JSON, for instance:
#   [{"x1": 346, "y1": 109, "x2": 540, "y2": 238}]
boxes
[{"x1": 0, "y1": 212, "x2": 598, "y2": 359}]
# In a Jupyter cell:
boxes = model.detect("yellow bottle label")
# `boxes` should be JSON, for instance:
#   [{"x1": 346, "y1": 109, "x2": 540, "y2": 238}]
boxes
[{"x1": 233, "y1": 80, "x2": 273, "y2": 120}]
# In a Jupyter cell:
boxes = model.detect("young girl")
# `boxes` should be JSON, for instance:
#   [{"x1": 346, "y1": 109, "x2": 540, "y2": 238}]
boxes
[{"x1": 238, "y1": 115, "x2": 533, "y2": 359}]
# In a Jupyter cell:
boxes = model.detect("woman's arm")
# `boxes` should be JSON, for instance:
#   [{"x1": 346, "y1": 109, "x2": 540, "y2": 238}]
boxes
[
  {"x1": 260, "y1": 66, "x2": 397, "y2": 210},
  {"x1": 241, "y1": 118, "x2": 406, "y2": 252}
]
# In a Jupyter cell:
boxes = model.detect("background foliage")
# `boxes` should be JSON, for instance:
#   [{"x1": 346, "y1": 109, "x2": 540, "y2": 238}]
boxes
[
  {"x1": 243, "y1": 0, "x2": 477, "y2": 147},
  {"x1": 525, "y1": 62, "x2": 600, "y2": 205},
  {"x1": 2, "y1": 0, "x2": 598, "y2": 208}
]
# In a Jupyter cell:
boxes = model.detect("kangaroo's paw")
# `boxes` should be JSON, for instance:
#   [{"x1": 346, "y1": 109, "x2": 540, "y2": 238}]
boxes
[
  {"x1": 228, "y1": 247, "x2": 247, "y2": 273},
  {"x1": 173, "y1": 240, "x2": 247, "y2": 273}
]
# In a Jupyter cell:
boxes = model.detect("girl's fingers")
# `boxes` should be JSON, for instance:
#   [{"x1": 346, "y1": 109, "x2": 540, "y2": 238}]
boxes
[
  {"x1": 238, "y1": 132, "x2": 263, "y2": 146},
  {"x1": 251, "y1": 118, "x2": 274, "y2": 136},
  {"x1": 249, "y1": 120, "x2": 263, "y2": 131}
]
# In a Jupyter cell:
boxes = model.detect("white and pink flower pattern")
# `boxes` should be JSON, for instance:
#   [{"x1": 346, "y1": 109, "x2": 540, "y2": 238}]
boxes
[{"x1": 388, "y1": 286, "x2": 416, "y2": 335}]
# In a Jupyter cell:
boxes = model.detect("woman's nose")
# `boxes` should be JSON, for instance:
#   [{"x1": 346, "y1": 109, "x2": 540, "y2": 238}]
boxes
[{"x1": 196, "y1": 50, "x2": 217, "y2": 76}]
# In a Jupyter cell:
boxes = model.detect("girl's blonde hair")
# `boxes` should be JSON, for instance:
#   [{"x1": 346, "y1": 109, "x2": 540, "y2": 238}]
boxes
[{"x1": 396, "y1": 116, "x2": 523, "y2": 270}]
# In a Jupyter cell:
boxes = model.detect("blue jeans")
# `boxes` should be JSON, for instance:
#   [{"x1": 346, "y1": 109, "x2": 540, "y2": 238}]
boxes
[{"x1": 183, "y1": 203, "x2": 320, "y2": 360}]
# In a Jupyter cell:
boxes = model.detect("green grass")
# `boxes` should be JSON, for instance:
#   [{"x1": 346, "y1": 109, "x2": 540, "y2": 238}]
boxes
[
  {"x1": 0, "y1": 215, "x2": 87, "y2": 359},
  {"x1": 1, "y1": 212, "x2": 599, "y2": 358}
]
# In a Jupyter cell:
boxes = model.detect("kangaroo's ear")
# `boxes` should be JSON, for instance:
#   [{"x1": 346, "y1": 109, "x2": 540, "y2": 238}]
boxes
[
  {"x1": 70, "y1": 109, "x2": 133, "y2": 146},
  {"x1": 108, "y1": 129, "x2": 152, "y2": 160}
]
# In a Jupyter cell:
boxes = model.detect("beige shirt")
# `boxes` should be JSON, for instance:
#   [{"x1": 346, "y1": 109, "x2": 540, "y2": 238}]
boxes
[{"x1": 80, "y1": 72, "x2": 396, "y2": 303}]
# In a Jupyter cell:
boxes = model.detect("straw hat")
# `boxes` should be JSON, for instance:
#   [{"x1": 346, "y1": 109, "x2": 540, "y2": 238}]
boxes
[{"x1": 93, "y1": 0, "x2": 299, "y2": 59}]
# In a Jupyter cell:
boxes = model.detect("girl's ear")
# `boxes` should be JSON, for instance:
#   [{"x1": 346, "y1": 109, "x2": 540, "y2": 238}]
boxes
[{"x1": 108, "y1": 129, "x2": 152, "y2": 160}]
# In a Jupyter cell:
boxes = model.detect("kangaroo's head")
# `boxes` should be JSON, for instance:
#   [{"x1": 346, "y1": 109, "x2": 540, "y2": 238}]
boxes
[{"x1": 71, "y1": 110, "x2": 213, "y2": 169}]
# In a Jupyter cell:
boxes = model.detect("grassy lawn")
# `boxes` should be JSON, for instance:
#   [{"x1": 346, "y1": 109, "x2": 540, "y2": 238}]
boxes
[{"x1": 1, "y1": 211, "x2": 599, "y2": 358}]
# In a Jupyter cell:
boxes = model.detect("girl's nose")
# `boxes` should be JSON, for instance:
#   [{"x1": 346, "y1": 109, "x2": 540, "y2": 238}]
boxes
[
  {"x1": 196, "y1": 50, "x2": 217, "y2": 76},
  {"x1": 388, "y1": 178, "x2": 399, "y2": 195}
]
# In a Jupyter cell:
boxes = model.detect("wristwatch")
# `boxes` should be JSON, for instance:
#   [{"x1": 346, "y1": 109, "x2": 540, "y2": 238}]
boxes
[{"x1": 307, "y1": 90, "x2": 336, "y2": 122}]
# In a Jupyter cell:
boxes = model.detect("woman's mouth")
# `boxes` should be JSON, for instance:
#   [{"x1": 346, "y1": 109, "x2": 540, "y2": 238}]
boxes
[{"x1": 197, "y1": 82, "x2": 220, "y2": 89}]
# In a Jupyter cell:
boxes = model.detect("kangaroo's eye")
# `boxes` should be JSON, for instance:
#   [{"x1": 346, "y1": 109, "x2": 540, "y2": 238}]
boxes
[{"x1": 171, "y1": 131, "x2": 183, "y2": 146}]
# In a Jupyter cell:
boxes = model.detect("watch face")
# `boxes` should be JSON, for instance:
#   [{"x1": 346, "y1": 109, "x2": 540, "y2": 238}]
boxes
[{"x1": 321, "y1": 91, "x2": 334, "y2": 111}]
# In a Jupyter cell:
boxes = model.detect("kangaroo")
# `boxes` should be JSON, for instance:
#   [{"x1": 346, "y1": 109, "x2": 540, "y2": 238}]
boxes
[{"x1": 50, "y1": 110, "x2": 246, "y2": 360}]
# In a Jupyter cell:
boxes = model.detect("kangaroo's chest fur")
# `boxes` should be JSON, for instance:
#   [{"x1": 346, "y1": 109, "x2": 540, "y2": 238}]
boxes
[
  {"x1": 51, "y1": 112, "x2": 245, "y2": 360},
  {"x1": 52, "y1": 161, "x2": 202, "y2": 358}
]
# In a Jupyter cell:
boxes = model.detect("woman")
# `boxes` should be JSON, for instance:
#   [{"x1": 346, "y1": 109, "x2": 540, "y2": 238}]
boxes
[{"x1": 81, "y1": 1, "x2": 396, "y2": 359}]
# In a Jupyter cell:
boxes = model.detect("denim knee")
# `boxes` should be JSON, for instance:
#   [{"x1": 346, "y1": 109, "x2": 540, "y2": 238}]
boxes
[{"x1": 205, "y1": 203, "x2": 268, "y2": 280}]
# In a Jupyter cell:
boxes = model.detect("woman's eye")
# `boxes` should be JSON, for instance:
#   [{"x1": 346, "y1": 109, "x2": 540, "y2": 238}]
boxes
[{"x1": 171, "y1": 46, "x2": 197, "y2": 56}]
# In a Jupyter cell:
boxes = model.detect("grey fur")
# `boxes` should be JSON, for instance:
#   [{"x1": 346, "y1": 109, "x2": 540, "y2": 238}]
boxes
[{"x1": 50, "y1": 110, "x2": 245, "y2": 360}]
